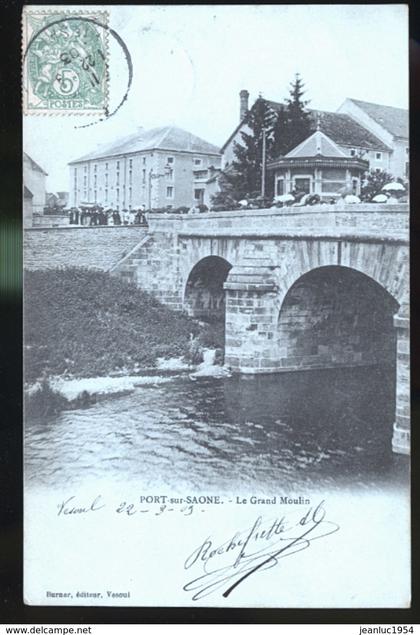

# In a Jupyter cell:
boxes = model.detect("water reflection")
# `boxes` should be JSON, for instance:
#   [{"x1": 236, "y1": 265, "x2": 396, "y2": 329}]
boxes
[{"x1": 25, "y1": 365, "x2": 408, "y2": 493}]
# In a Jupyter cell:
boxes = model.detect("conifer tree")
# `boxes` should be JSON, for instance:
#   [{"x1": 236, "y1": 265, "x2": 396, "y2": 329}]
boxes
[
  {"x1": 214, "y1": 75, "x2": 312, "y2": 205},
  {"x1": 273, "y1": 74, "x2": 312, "y2": 156},
  {"x1": 284, "y1": 73, "x2": 312, "y2": 153},
  {"x1": 229, "y1": 97, "x2": 277, "y2": 198}
]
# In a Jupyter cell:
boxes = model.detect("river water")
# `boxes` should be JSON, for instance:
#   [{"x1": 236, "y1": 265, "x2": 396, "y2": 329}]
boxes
[{"x1": 25, "y1": 365, "x2": 408, "y2": 494}]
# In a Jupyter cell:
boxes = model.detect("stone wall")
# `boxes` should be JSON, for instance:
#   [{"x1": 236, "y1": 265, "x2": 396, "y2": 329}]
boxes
[
  {"x1": 32, "y1": 214, "x2": 69, "y2": 227},
  {"x1": 147, "y1": 203, "x2": 408, "y2": 239},
  {"x1": 24, "y1": 226, "x2": 147, "y2": 271}
]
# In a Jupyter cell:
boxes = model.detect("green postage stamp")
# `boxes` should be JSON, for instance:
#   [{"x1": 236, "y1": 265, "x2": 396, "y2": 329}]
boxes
[{"x1": 22, "y1": 8, "x2": 109, "y2": 114}]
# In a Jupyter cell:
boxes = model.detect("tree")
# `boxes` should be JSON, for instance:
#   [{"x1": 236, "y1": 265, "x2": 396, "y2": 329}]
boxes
[
  {"x1": 278, "y1": 73, "x2": 312, "y2": 155},
  {"x1": 216, "y1": 74, "x2": 312, "y2": 204},
  {"x1": 271, "y1": 103, "x2": 289, "y2": 158},
  {"x1": 210, "y1": 172, "x2": 240, "y2": 210},
  {"x1": 229, "y1": 97, "x2": 278, "y2": 198},
  {"x1": 360, "y1": 169, "x2": 395, "y2": 200}
]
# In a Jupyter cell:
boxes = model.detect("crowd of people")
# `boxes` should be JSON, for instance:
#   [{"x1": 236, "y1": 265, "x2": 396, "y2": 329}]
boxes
[{"x1": 68, "y1": 206, "x2": 148, "y2": 226}]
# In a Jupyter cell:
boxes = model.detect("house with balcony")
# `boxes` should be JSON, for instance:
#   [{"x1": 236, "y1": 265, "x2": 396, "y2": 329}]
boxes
[{"x1": 68, "y1": 126, "x2": 221, "y2": 210}]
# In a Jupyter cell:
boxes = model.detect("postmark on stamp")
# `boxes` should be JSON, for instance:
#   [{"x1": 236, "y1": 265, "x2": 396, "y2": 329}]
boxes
[{"x1": 22, "y1": 9, "x2": 109, "y2": 115}]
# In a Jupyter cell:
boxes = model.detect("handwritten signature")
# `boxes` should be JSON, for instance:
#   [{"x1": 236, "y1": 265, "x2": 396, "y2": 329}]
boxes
[{"x1": 183, "y1": 500, "x2": 339, "y2": 600}]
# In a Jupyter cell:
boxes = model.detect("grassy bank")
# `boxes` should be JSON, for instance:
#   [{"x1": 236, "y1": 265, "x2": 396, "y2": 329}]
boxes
[{"x1": 24, "y1": 268, "x2": 203, "y2": 383}]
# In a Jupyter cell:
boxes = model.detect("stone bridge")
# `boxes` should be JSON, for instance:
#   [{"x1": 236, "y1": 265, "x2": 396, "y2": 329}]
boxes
[{"x1": 111, "y1": 203, "x2": 409, "y2": 455}]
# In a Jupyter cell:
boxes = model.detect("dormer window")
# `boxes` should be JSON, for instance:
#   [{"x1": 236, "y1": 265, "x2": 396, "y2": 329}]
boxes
[
  {"x1": 375, "y1": 152, "x2": 382, "y2": 160},
  {"x1": 350, "y1": 149, "x2": 356, "y2": 157},
  {"x1": 194, "y1": 158, "x2": 202, "y2": 166}
]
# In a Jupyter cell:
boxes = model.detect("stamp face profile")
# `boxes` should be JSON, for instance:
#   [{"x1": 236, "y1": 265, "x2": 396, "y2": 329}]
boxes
[{"x1": 22, "y1": 9, "x2": 109, "y2": 114}]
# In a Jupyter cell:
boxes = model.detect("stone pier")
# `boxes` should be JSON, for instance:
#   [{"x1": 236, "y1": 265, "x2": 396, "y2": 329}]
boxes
[{"x1": 392, "y1": 303, "x2": 410, "y2": 455}]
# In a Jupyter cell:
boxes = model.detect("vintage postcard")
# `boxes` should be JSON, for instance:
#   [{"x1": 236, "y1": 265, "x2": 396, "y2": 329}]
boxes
[{"x1": 23, "y1": 5, "x2": 410, "y2": 607}]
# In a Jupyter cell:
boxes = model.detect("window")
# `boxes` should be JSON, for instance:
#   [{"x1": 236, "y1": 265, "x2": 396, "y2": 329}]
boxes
[
  {"x1": 94, "y1": 190, "x2": 97, "y2": 202},
  {"x1": 105, "y1": 173, "x2": 108, "y2": 186},
  {"x1": 350, "y1": 149, "x2": 356, "y2": 157},
  {"x1": 294, "y1": 177, "x2": 311, "y2": 193},
  {"x1": 194, "y1": 188, "x2": 204, "y2": 202},
  {"x1": 83, "y1": 175, "x2": 87, "y2": 187},
  {"x1": 129, "y1": 170, "x2": 132, "y2": 184},
  {"x1": 84, "y1": 189, "x2": 87, "y2": 199},
  {"x1": 94, "y1": 164, "x2": 97, "y2": 172},
  {"x1": 194, "y1": 158, "x2": 202, "y2": 166},
  {"x1": 94, "y1": 175, "x2": 97, "y2": 186},
  {"x1": 129, "y1": 187, "x2": 132, "y2": 201},
  {"x1": 116, "y1": 188, "x2": 120, "y2": 200},
  {"x1": 166, "y1": 168, "x2": 174, "y2": 181},
  {"x1": 116, "y1": 161, "x2": 120, "y2": 169},
  {"x1": 116, "y1": 172, "x2": 120, "y2": 185},
  {"x1": 321, "y1": 182, "x2": 346, "y2": 193},
  {"x1": 167, "y1": 156, "x2": 174, "y2": 165},
  {"x1": 142, "y1": 157, "x2": 146, "y2": 165},
  {"x1": 406, "y1": 147, "x2": 409, "y2": 155},
  {"x1": 129, "y1": 159, "x2": 133, "y2": 169},
  {"x1": 375, "y1": 152, "x2": 382, "y2": 160},
  {"x1": 105, "y1": 162, "x2": 108, "y2": 170},
  {"x1": 105, "y1": 189, "x2": 108, "y2": 202},
  {"x1": 166, "y1": 186, "x2": 174, "y2": 199},
  {"x1": 84, "y1": 165, "x2": 87, "y2": 173},
  {"x1": 142, "y1": 169, "x2": 146, "y2": 184},
  {"x1": 276, "y1": 178, "x2": 284, "y2": 196}
]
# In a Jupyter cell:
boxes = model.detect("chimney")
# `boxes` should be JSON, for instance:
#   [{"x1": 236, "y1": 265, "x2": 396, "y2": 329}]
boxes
[{"x1": 239, "y1": 89, "x2": 249, "y2": 121}]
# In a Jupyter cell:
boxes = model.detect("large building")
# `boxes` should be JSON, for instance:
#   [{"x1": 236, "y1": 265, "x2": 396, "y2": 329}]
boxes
[
  {"x1": 69, "y1": 126, "x2": 221, "y2": 210},
  {"x1": 338, "y1": 98, "x2": 409, "y2": 179},
  {"x1": 221, "y1": 91, "x2": 408, "y2": 178},
  {"x1": 23, "y1": 152, "x2": 48, "y2": 227}
]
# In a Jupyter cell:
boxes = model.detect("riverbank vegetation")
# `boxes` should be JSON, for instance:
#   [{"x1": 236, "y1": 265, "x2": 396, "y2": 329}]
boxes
[{"x1": 24, "y1": 268, "x2": 214, "y2": 383}]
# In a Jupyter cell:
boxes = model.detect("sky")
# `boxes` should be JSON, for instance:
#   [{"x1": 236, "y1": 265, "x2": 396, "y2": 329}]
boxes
[{"x1": 23, "y1": 4, "x2": 409, "y2": 191}]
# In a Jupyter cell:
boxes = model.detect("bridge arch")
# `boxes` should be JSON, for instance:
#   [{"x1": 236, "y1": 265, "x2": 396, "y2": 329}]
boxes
[
  {"x1": 273, "y1": 240, "x2": 407, "y2": 311},
  {"x1": 276, "y1": 265, "x2": 400, "y2": 371},
  {"x1": 184, "y1": 255, "x2": 232, "y2": 321}
]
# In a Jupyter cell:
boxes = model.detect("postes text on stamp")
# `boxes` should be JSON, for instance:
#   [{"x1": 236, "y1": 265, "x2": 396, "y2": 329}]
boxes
[{"x1": 22, "y1": 9, "x2": 109, "y2": 115}]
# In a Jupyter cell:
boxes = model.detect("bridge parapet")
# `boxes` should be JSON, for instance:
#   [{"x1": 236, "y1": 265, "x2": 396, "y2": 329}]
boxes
[{"x1": 147, "y1": 203, "x2": 408, "y2": 241}]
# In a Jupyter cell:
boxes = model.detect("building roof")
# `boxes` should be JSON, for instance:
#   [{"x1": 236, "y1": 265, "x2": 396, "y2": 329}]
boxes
[
  {"x1": 285, "y1": 129, "x2": 348, "y2": 158},
  {"x1": 23, "y1": 185, "x2": 33, "y2": 199},
  {"x1": 346, "y1": 98, "x2": 408, "y2": 139},
  {"x1": 221, "y1": 98, "x2": 391, "y2": 153},
  {"x1": 69, "y1": 126, "x2": 221, "y2": 164},
  {"x1": 309, "y1": 110, "x2": 390, "y2": 151},
  {"x1": 23, "y1": 152, "x2": 48, "y2": 175}
]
